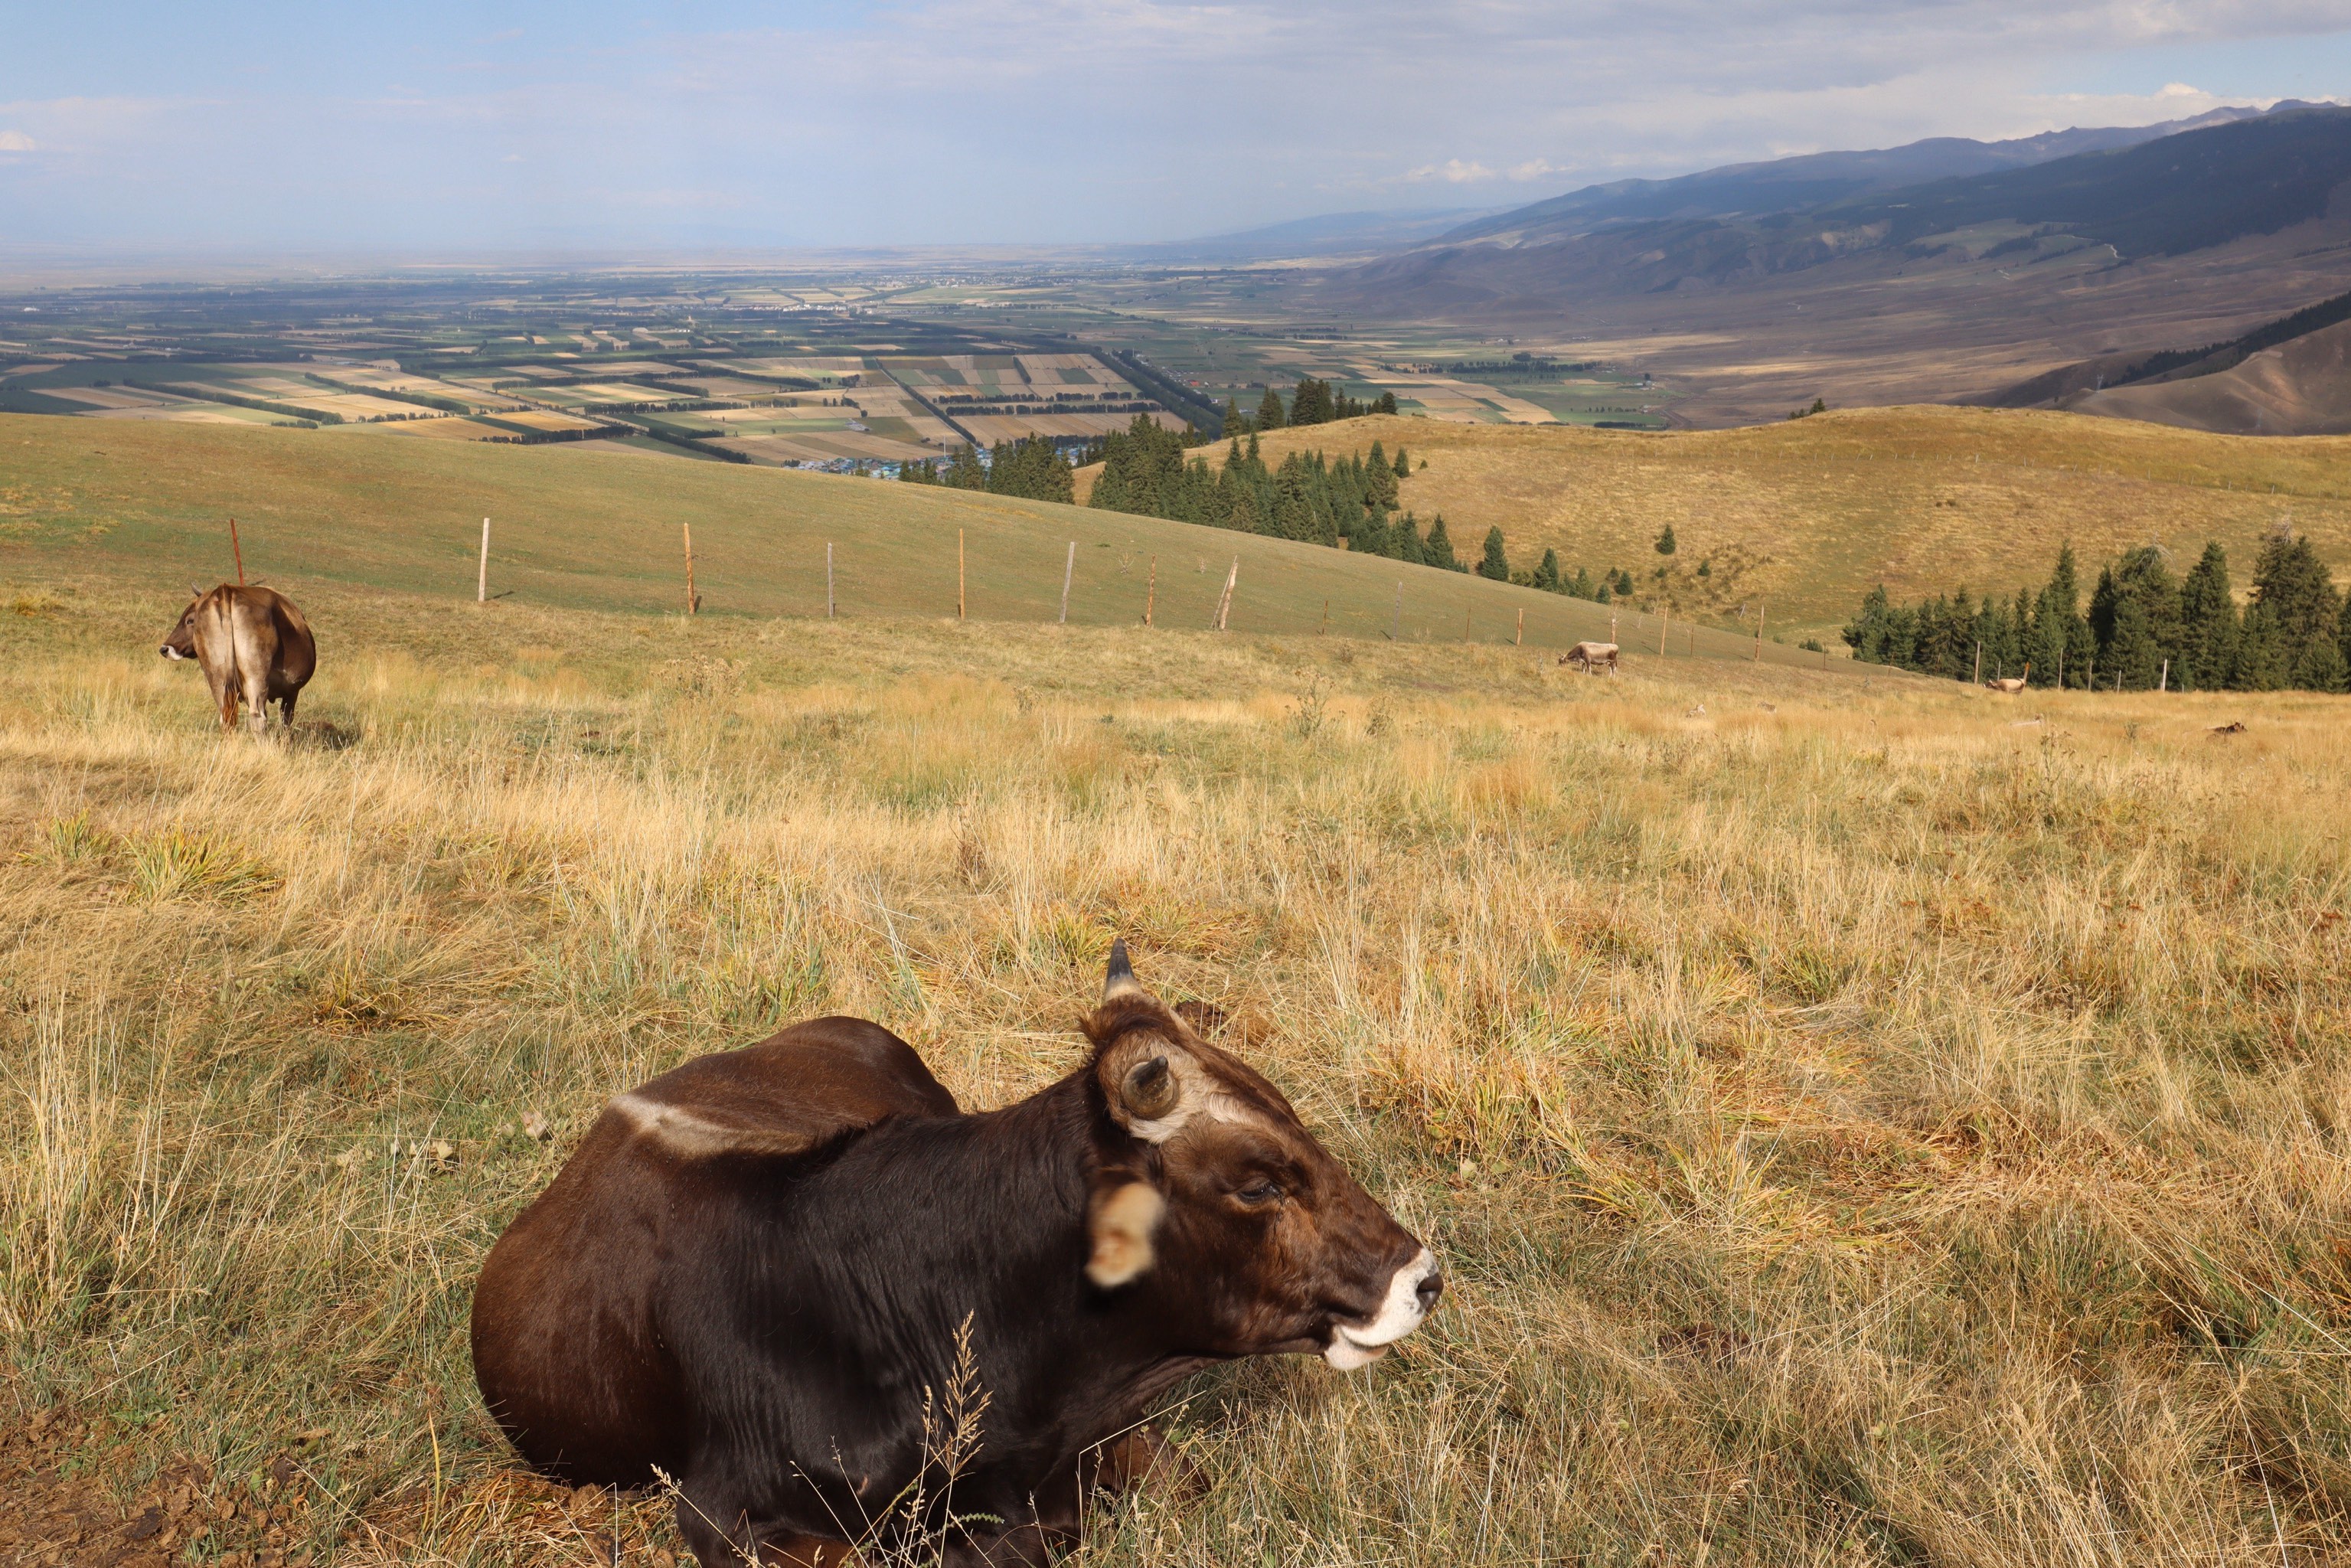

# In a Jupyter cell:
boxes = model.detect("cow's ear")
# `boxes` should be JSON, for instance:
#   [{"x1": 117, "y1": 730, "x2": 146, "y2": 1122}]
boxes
[
  {"x1": 1122, "y1": 1055, "x2": 1179, "y2": 1120},
  {"x1": 1086, "y1": 1179, "x2": 1164, "y2": 1288}
]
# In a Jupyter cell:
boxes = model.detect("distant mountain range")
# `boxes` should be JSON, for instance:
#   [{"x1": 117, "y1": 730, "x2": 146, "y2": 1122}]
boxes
[
  {"x1": 1296, "y1": 102, "x2": 2351, "y2": 429},
  {"x1": 1435, "y1": 106, "x2": 2287, "y2": 245}
]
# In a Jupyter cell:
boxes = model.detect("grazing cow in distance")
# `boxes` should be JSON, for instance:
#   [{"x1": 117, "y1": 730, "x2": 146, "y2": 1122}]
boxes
[
  {"x1": 1987, "y1": 662, "x2": 2031, "y2": 694},
  {"x1": 1562, "y1": 640, "x2": 1619, "y2": 675},
  {"x1": 159, "y1": 584, "x2": 316, "y2": 733},
  {"x1": 470, "y1": 942, "x2": 1441, "y2": 1567}
]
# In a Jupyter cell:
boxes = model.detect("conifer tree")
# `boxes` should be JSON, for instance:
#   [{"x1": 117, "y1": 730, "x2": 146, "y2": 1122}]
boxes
[
  {"x1": 1393, "y1": 446, "x2": 1409, "y2": 478},
  {"x1": 1256, "y1": 387, "x2": 1285, "y2": 430},
  {"x1": 2243, "y1": 531, "x2": 2347, "y2": 691},
  {"x1": 1655, "y1": 524, "x2": 1677, "y2": 556},
  {"x1": 1374, "y1": 391, "x2": 1398, "y2": 414},
  {"x1": 1478, "y1": 527, "x2": 1510, "y2": 581},
  {"x1": 945, "y1": 443, "x2": 988, "y2": 492},
  {"x1": 1395, "y1": 511, "x2": 1425, "y2": 567},
  {"x1": 1222, "y1": 397, "x2": 1246, "y2": 437},
  {"x1": 1533, "y1": 548, "x2": 1562, "y2": 593},
  {"x1": 1568, "y1": 564, "x2": 1595, "y2": 599},
  {"x1": 1425, "y1": 515, "x2": 1461, "y2": 572}
]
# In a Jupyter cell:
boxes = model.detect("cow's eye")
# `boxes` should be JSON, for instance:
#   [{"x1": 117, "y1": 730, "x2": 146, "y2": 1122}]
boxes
[{"x1": 1234, "y1": 1180, "x2": 1283, "y2": 1207}]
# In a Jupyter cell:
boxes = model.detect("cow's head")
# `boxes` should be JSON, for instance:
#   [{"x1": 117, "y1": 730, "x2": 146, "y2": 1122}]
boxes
[
  {"x1": 1079, "y1": 941, "x2": 1441, "y2": 1370},
  {"x1": 158, "y1": 586, "x2": 207, "y2": 661}
]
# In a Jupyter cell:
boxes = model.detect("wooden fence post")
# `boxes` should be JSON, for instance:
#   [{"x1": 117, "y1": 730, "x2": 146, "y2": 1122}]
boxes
[
  {"x1": 1515, "y1": 608, "x2": 1523, "y2": 646},
  {"x1": 958, "y1": 529, "x2": 965, "y2": 620},
  {"x1": 1144, "y1": 557, "x2": 1156, "y2": 626},
  {"x1": 684, "y1": 523, "x2": 699, "y2": 614},
  {"x1": 1464, "y1": 603, "x2": 1471, "y2": 642},
  {"x1": 827, "y1": 542, "x2": 834, "y2": 619},
  {"x1": 1214, "y1": 558, "x2": 1238, "y2": 630},
  {"x1": 1392, "y1": 581, "x2": 1402, "y2": 640},
  {"x1": 1060, "y1": 541, "x2": 1075, "y2": 624},
  {"x1": 1753, "y1": 603, "x2": 1764, "y2": 662},
  {"x1": 1659, "y1": 606, "x2": 1669, "y2": 656},
  {"x1": 230, "y1": 518, "x2": 247, "y2": 586},
  {"x1": 475, "y1": 518, "x2": 488, "y2": 603},
  {"x1": 2160, "y1": 658, "x2": 2169, "y2": 692},
  {"x1": 1973, "y1": 641, "x2": 1982, "y2": 684},
  {"x1": 1322, "y1": 599, "x2": 1331, "y2": 635}
]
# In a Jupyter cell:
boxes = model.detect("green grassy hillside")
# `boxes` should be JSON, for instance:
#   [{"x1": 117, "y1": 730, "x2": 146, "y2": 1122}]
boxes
[
  {"x1": 0, "y1": 416, "x2": 1827, "y2": 667},
  {"x1": 1187, "y1": 407, "x2": 2351, "y2": 635}
]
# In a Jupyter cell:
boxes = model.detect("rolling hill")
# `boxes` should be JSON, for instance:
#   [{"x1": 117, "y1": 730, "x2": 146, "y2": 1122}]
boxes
[
  {"x1": 0, "y1": 414, "x2": 1823, "y2": 667},
  {"x1": 1190, "y1": 409, "x2": 2351, "y2": 635},
  {"x1": 1304, "y1": 106, "x2": 2351, "y2": 426}
]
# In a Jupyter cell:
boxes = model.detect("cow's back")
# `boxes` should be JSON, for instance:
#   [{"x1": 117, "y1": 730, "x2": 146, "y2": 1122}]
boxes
[{"x1": 470, "y1": 1018, "x2": 958, "y2": 1485}]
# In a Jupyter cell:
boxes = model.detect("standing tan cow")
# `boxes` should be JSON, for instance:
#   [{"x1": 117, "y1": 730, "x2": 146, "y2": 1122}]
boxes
[
  {"x1": 158, "y1": 584, "x2": 316, "y2": 733},
  {"x1": 1561, "y1": 640, "x2": 1619, "y2": 675},
  {"x1": 1987, "y1": 662, "x2": 2032, "y2": 694}
]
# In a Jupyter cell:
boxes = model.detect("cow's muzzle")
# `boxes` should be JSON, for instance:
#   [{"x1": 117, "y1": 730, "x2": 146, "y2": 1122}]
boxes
[
  {"x1": 1324, "y1": 1249, "x2": 1442, "y2": 1370},
  {"x1": 159, "y1": 646, "x2": 188, "y2": 660}
]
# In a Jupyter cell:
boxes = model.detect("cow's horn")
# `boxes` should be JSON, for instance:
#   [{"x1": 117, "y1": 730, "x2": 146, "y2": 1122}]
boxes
[
  {"x1": 189, "y1": 582, "x2": 204, "y2": 597},
  {"x1": 1103, "y1": 937, "x2": 1142, "y2": 999},
  {"x1": 1122, "y1": 1055, "x2": 1178, "y2": 1121}
]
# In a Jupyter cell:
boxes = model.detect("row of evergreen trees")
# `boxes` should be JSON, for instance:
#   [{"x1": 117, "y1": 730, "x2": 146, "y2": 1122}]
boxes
[
  {"x1": 898, "y1": 435, "x2": 1076, "y2": 503},
  {"x1": 1227, "y1": 378, "x2": 1399, "y2": 433},
  {"x1": 1843, "y1": 533, "x2": 2351, "y2": 692}
]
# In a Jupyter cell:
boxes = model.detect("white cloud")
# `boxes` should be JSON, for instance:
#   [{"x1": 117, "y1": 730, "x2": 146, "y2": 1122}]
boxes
[
  {"x1": 1404, "y1": 159, "x2": 1497, "y2": 184},
  {"x1": 0, "y1": 130, "x2": 38, "y2": 152}
]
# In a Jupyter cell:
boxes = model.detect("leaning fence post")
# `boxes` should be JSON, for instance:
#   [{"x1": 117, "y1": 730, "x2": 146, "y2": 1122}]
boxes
[
  {"x1": 475, "y1": 517, "x2": 488, "y2": 603},
  {"x1": 1214, "y1": 558, "x2": 1238, "y2": 630},
  {"x1": 1060, "y1": 541, "x2": 1075, "y2": 624},
  {"x1": 231, "y1": 518, "x2": 247, "y2": 586},
  {"x1": 1659, "y1": 605, "x2": 1669, "y2": 656},
  {"x1": 2160, "y1": 658, "x2": 2169, "y2": 692}
]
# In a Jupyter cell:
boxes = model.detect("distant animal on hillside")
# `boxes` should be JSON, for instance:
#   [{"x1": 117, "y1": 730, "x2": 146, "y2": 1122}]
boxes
[
  {"x1": 471, "y1": 941, "x2": 1441, "y2": 1568},
  {"x1": 1562, "y1": 640, "x2": 1620, "y2": 675},
  {"x1": 1987, "y1": 662, "x2": 2031, "y2": 694},
  {"x1": 158, "y1": 584, "x2": 316, "y2": 733}
]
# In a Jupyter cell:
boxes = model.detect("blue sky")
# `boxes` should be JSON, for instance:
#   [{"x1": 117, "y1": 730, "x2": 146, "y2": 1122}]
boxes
[{"x1": 1, "y1": 2, "x2": 2345, "y2": 256}]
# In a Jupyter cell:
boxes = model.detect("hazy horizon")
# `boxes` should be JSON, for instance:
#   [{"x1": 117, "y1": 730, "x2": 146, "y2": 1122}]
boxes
[{"x1": 5, "y1": 2, "x2": 2349, "y2": 257}]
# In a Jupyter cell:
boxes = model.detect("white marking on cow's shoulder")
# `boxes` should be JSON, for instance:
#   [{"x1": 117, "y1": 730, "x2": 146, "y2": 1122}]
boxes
[
  {"x1": 1326, "y1": 1250, "x2": 1439, "y2": 1370},
  {"x1": 606, "y1": 1091, "x2": 821, "y2": 1158}
]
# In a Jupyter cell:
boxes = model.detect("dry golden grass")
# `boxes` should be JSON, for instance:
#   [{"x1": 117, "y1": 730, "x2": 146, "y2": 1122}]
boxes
[
  {"x1": 2, "y1": 577, "x2": 2349, "y2": 1566},
  {"x1": 1199, "y1": 407, "x2": 2351, "y2": 636}
]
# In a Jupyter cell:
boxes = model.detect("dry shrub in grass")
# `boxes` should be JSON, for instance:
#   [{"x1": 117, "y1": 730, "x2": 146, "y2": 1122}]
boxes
[{"x1": 2, "y1": 581, "x2": 2349, "y2": 1565}]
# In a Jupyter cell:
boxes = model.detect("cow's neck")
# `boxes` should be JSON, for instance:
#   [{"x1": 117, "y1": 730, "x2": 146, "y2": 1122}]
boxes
[{"x1": 879, "y1": 1070, "x2": 1200, "y2": 1438}]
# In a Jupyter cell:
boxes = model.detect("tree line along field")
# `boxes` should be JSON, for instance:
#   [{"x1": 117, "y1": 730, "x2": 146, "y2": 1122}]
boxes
[
  {"x1": 1212, "y1": 407, "x2": 2351, "y2": 639},
  {"x1": 0, "y1": 413, "x2": 1824, "y2": 665},
  {"x1": 2, "y1": 567, "x2": 2347, "y2": 1566}
]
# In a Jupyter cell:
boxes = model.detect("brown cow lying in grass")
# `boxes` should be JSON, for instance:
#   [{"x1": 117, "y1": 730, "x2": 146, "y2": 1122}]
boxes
[
  {"x1": 471, "y1": 942, "x2": 1441, "y2": 1566},
  {"x1": 158, "y1": 583, "x2": 316, "y2": 733},
  {"x1": 1561, "y1": 640, "x2": 1619, "y2": 675},
  {"x1": 1987, "y1": 663, "x2": 2031, "y2": 694}
]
